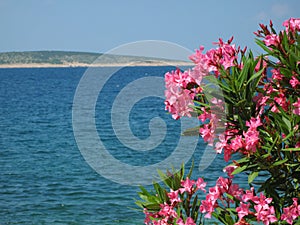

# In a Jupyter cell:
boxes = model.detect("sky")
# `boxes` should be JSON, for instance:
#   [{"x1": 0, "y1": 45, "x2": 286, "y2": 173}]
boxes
[{"x1": 0, "y1": 0, "x2": 299, "y2": 55}]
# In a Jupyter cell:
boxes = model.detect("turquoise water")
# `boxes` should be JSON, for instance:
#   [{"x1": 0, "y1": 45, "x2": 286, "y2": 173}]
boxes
[{"x1": 0, "y1": 67, "x2": 244, "y2": 224}]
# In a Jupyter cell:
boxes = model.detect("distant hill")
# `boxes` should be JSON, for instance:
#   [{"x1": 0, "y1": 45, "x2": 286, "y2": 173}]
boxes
[
  {"x1": 0, "y1": 51, "x2": 101, "y2": 65},
  {"x1": 0, "y1": 51, "x2": 192, "y2": 67}
]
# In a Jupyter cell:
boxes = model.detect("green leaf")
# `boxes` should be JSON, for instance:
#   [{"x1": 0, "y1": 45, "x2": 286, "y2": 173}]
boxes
[
  {"x1": 187, "y1": 160, "x2": 194, "y2": 178},
  {"x1": 231, "y1": 165, "x2": 247, "y2": 175},
  {"x1": 233, "y1": 157, "x2": 250, "y2": 164},
  {"x1": 255, "y1": 39, "x2": 274, "y2": 54},
  {"x1": 245, "y1": 68, "x2": 264, "y2": 86},
  {"x1": 203, "y1": 75, "x2": 231, "y2": 92},
  {"x1": 237, "y1": 58, "x2": 250, "y2": 89},
  {"x1": 272, "y1": 158, "x2": 289, "y2": 167},
  {"x1": 225, "y1": 214, "x2": 234, "y2": 225},
  {"x1": 191, "y1": 194, "x2": 199, "y2": 217},
  {"x1": 283, "y1": 129, "x2": 297, "y2": 142},
  {"x1": 248, "y1": 171, "x2": 259, "y2": 183},
  {"x1": 142, "y1": 202, "x2": 161, "y2": 211},
  {"x1": 282, "y1": 148, "x2": 300, "y2": 151},
  {"x1": 153, "y1": 183, "x2": 166, "y2": 202}
]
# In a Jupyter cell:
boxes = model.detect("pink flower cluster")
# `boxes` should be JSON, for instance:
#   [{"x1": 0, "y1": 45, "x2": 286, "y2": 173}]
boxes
[
  {"x1": 164, "y1": 69, "x2": 196, "y2": 120},
  {"x1": 215, "y1": 116, "x2": 262, "y2": 162},
  {"x1": 256, "y1": 18, "x2": 300, "y2": 49},
  {"x1": 189, "y1": 37, "x2": 238, "y2": 75},
  {"x1": 164, "y1": 37, "x2": 269, "y2": 161},
  {"x1": 199, "y1": 177, "x2": 281, "y2": 225},
  {"x1": 165, "y1": 38, "x2": 239, "y2": 120},
  {"x1": 264, "y1": 34, "x2": 280, "y2": 47},
  {"x1": 258, "y1": 67, "x2": 300, "y2": 117},
  {"x1": 144, "y1": 204, "x2": 179, "y2": 225},
  {"x1": 237, "y1": 189, "x2": 277, "y2": 225},
  {"x1": 283, "y1": 17, "x2": 300, "y2": 33},
  {"x1": 143, "y1": 177, "x2": 206, "y2": 225},
  {"x1": 165, "y1": 19, "x2": 300, "y2": 163},
  {"x1": 179, "y1": 177, "x2": 206, "y2": 194},
  {"x1": 143, "y1": 174, "x2": 300, "y2": 224},
  {"x1": 281, "y1": 198, "x2": 300, "y2": 224},
  {"x1": 200, "y1": 176, "x2": 243, "y2": 218},
  {"x1": 161, "y1": 17, "x2": 300, "y2": 225},
  {"x1": 199, "y1": 110, "x2": 220, "y2": 146},
  {"x1": 293, "y1": 98, "x2": 300, "y2": 116}
]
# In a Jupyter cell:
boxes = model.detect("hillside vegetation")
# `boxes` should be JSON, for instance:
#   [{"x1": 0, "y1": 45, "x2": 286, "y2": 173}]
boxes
[{"x1": 0, "y1": 51, "x2": 187, "y2": 65}]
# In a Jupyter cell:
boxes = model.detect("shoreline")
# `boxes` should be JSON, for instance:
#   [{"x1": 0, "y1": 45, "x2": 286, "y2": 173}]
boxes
[{"x1": 0, "y1": 61, "x2": 193, "y2": 68}]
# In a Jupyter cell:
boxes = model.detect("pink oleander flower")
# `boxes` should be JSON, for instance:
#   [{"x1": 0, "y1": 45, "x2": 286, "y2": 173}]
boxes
[
  {"x1": 179, "y1": 177, "x2": 195, "y2": 194},
  {"x1": 214, "y1": 38, "x2": 237, "y2": 70},
  {"x1": 218, "y1": 177, "x2": 243, "y2": 201},
  {"x1": 243, "y1": 118, "x2": 261, "y2": 151},
  {"x1": 246, "y1": 117, "x2": 262, "y2": 130},
  {"x1": 199, "y1": 123, "x2": 215, "y2": 146},
  {"x1": 242, "y1": 187, "x2": 255, "y2": 202},
  {"x1": 223, "y1": 165, "x2": 237, "y2": 178},
  {"x1": 198, "y1": 107, "x2": 211, "y2": 122},
  {"x1": 189, "y1": 46, "x2": 207, "y2": 65},
  {"x1": 243, "y1": 129, "x2": 259, "y2": 154},
  {"x1": 254, "y1": 204, "x2": 277, "y2": 225},
  {"x1": 189, "y1": 46, "x2": 211, "y2": 79},
  {"x1": 230, "y1": 135, "x2": 245, "y2": 151},
  {"x1": 189, "y1": 38, "x2": 238, "y2": 79},
  {"x1": 274, "y1": 92, "x2": 289, "y2": 112},
  {"x1": 188, "y1": 67, "x2": 205, "y2": 86},
  {"x1": 250, "y1": 193, "x2": 277, "y2": 225},
  {"x1": 165, "y1": 68, "x2": 194, "y2": 90},
  {"x1": 144, "y1": 208, "x2": 160, "y2": 225},
  {"x1": 224, "y1": 145, "x2": 233, "y2": 162},
  {"x1": 165, "y1": 88, "x2": 195, "y2": 120},
  {"x1": 236, "y1": 202, "x2": 250, "y2": 220},
  {"x1": 164, "y1": 69, "x2": 196, "y2": 119},
  {"x1": 252, "y1": 192, "x2": 272, "y2": 206},
  {"x1": 234, "y1": 219, "x2": 251, "y2": 225},
  {"x1": 264, "y1": 34, "x2": 280, "y2": 47},
  {"x1": 199, "y1": 113, "x2": 219, "y2": 146},
  {"x1": 271, "y1": 68, "x2": 283, "y2": 80},
  {"x1": 283, "y1": 17, "x2": 300, "y2": 33},
  {"x1": 159, "y1": 203, "x2": 177, "y2": 219},
  {"x1": 228, "y1": 183, "x2": 244, "y2": 201},
  {"x1": 211, "y1": 97, "x2": 224, "y2": 109},
  {"x1": 264, "y1": 83, "x2": 278, "y2": 95},
  {"x1": 292, "y1": 98, "x2": 300, "y2": 115},
  {"x1": 290, "y1": 76, "x2": 300, "y2": 88},
  {"x1": 216, "y1": 176, "x2": 231, "y2": 194},
  {"x1": 153, "y1": 217, "x2": 169, "y2": 225},
  {"x1": 202, "y1": 48, "x2": 218, "y2": 72},
  {"x1": 167, "y1": 189, "x2": 181, "y2": 205},
  {"x1": 215, "y1": 134, "x2": 227, "y2": 154},
  {"x1": 254, "y1": 93, "x2": 270, "y2": 113},
  {"x1": 177, "y1": 217, "x2": 196, "y2": 225},
  {"x1": 255, "y1": 56, "x2": 268, "y2": 76},
  {"x1": 271, "y1": 104, "x2": 279, "y2": 113},
  {"x1": 200, "y1": 186, "x2": 220, "y2": 218},
  {"x1": 281, "y1": 198, "x2": 300, "y2": 225},
  {"x1": 196, "y1": 177, "x2": 207, "y2": 192},
  {"x1": 206, "y1": 43, "x2": 236, "y2": 71}
]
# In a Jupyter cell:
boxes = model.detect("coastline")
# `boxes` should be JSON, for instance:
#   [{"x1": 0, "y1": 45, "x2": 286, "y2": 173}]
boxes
[{"x1": 0, "y1": 61, "x2": 193, "y2": 68}]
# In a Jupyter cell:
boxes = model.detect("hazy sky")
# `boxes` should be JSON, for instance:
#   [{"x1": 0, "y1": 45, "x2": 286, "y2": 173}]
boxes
[{"x1": 0, "y1": 0, "x2": 299, "y2": 54}]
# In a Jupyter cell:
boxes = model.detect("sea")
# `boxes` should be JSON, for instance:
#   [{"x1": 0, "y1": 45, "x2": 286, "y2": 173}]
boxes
[{"x1": 0, "y1": 66, "x2": 247, "y2": 225}]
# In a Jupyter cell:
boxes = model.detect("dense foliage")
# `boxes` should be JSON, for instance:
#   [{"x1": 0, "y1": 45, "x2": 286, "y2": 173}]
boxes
[{"x1": 136, "y1": 18, "x2": 300, "y2": 225}]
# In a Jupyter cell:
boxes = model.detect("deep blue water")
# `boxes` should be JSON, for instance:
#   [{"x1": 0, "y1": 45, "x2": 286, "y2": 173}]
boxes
[{"x1": 0, "y1": 67, "x2": 245, "y2": 224}]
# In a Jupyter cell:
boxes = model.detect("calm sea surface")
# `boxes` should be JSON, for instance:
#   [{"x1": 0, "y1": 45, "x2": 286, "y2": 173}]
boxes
[{"x1": 0, "y1": 67, "x2": 246, "y2": 224}]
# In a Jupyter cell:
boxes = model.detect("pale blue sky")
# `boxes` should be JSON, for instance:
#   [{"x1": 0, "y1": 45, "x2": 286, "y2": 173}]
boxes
[{"x1": 0, "y1": 0, "x2": 299, "y2": 54}]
